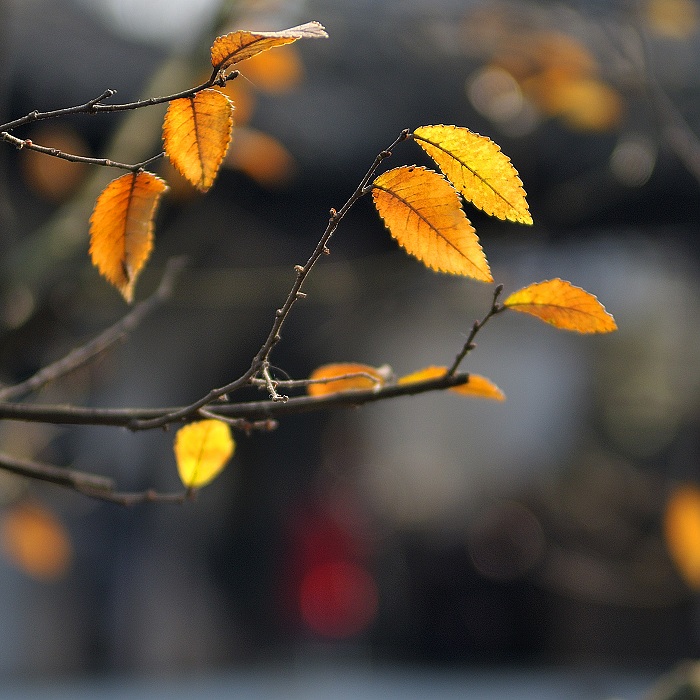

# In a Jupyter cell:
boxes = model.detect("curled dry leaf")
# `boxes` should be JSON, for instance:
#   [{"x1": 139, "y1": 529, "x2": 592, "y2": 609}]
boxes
[
  {"x1": 664, "y1": 484, "x2": 700, "y2": 590},
  {"x1": 163, "y1": 89, "x2": 234, "y2": 192},
  {"x1": 398, "y1": 366, "x2": 505, "y2": 400},
  {"x1": 174, "y1": 419, "x2": 235, "y2": 489},
  {"x1": 307, "y1": 363, "x2": 387, "y2": 396},
  {"x1": 413, "y1": 125, "x2": 532, "y2": 224},
  {"x1": 372, "y1": 166, "x2": 492, "y2": 281},
  {"x1": 503, "y1": 278, "x2": 617, "y2": 333},
  {"x1": 89, "y1": 171, "x2": 168, "y2": 302},
  {"x1": 211, "y1": 21, "x2": 328, "y2": 72}
]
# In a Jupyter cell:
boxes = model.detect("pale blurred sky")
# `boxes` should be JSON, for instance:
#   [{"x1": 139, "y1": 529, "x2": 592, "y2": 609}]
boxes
[{"x1": 73, "y1": 0, "x2": 222, "y2": 46}]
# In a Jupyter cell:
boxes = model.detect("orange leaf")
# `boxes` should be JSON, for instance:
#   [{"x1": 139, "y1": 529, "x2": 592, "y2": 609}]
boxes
[
  {"x1": 237, "y1": 45, "x2": 304, "y2": 93},
  {"x1": 503, "y1": 278, "x2": 617, "y2": 333},
  {"x1": 665, "y1": 485, "x2": 700, "y2": 589},
  {"x1": 174, "y1": 419, "x2": 235, "y2": 489},
  {"x1": 225, "y1": 127, "x2": 295, "y2": 187},
  {"x1": 89, "y1": 171, "x2": 168, "y2": 302},
  {"x1": 307, "y1": 363, "x2": 386, "y2": 396},
  {"x1": 372, "y1": 166, "x2": 492, "y2": 281},
  {"x1": 211, "y1": 21, "x2": 328, "y2": 72},
  {"x1": 0, "y1": 501, "x2": 72, "y2": 580},
  {"x1": 413, "y1": 125, "x2": 532, "y2": 224},
  {"x1": 163, "y1": 89, "x2": 233, "y2": 192},
  {"x1": 398, "y1": 365, "x2": 505, "y2": 400}
]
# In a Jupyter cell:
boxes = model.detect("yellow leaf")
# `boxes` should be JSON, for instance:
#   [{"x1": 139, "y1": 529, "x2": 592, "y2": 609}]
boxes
[
  {"x1": 503, "y1": 278, "x2": 617, "y2": 333},
  {"x1": 0, "y1": 501, "x2": 72, "y2": 580},
  {"x1": 398, "y1": 366, "x2": 505, "y2": 400},
  {"x1": 174, "y1": 419, "x2": 234, "y2": 489},
  {"x1": 645, "y1": 0, "x2": 699, "y2": 39},
  {"x1": 225, "y1": 127, "x2": 295, "y2": 187},
  {"x1": 89, "y1": 171, "x2": 168, "y2": 303},
  {"x1": 163, "y1": 89, "x2": 234, "y2": 192},
  {"x1": 211, "y1": 21, "x2": 328, "y2": 72},
  {"x1": 413, "y1": 125, "x2": 532, "y2": 225},
  {"x1": 307, "y1": 363, "x2": 386, "y2": 396},
  {"x1": 372, "y1": 166, "x2": 492, "y2": 281},
  {"x1": 665, "y1": 485, "x2": 700, "y2": 589}
]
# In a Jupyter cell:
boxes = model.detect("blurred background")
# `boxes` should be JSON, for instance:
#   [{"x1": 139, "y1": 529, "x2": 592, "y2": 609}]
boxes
[{"x1": 0, "y1": 0, "x2": 700, "y2": 696}]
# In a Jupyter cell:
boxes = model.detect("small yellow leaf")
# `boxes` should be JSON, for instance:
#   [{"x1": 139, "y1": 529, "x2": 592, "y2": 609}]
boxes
[
  {"x1": 398, "y1": 365, "x2": 505, "y2": 400},
  {"x1": 413, "y1": 125, "x2": 532, "y2": 225},
  {"x1": 225, "y1": 127, "x2": 295, "y2": 187},
  {"x1": 503, "y1": 278, "x2": 617, "y2": 333},
  {"x1": 307, "y1": 363, "x2": 386, "y2": 396},
  {"x1": 665, "y1": 485, "x2": 700, "y2": 589},
  {"x1": 413, "y1": 124, "x2": 532, "y2": 224},
  {"x1": 372, "y1": 166, "x2": 492, "y2": 281},
  {"x1": 174, "y1": 419, "x2": 234, "y2": 489},
  {"x1": 89, "y1": 171, "x2": 168, "y2": 302},
  {"x1": 0, "y1": 501, "x2": 72, "y2": 580},
  {"x1": 163, "y1": 89, "x2": 234, "y2": 192},
  {"x1": 211, "y1": 21, "x2": 328, "y2": 72}
]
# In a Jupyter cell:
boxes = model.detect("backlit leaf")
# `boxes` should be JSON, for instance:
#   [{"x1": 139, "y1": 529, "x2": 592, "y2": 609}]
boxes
[
  {"x1": 665, "y1": 484, "x2": 700, "y2": 589},
  {"x1": 174, "y1": 419, "x2": 234, "y2": 489},
  {"x1": 413, "y1": 125, "x2": 532, "y2": 225},
  {"x1": 372, "y1": 166, "x2": 492, "y2": 281},
  {"x1": 503, "y1": 278, "x2": 617, "y2": 333},
  {"x1": 0, "y1": 501, "x2": 72, "y2": 580},
  {"x1": 398, "y1": 365, "x2": 505, "y2": 400},
  {"x1": 89, "y1": 171, "x2": 168, "y2": 302},
  {"x1": 307, "y1": 363, "x2": 386, "y2": 396},
  {"x1": 225, "y1": 127, "x2": 295, "y2": 187},
  {"x1": 237, "y1": 45, "x2": 304, "y2": 93},
  {"x1": 163, "y1": 89, "x2": 234, "y2": 192},
  {"x1": 211, "y1": 21, "x2": 328, "y2": 72}
]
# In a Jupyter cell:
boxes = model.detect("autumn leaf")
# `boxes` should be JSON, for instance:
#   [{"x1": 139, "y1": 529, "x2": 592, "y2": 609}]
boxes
[
  {"x1": 0, "y1": 501, "x2": 72, "y2": 580},
  {"x1": 503, "y1": 278, "x2": 617, "y2": 333},
  {"x1": 371, "y1": 166, "x2": 492, "y2": 281},
  {"x1": 413, "y1": 125, "x2": 532, "y2": 224},
  {"x1": 89, "y1": 171, "x2": 168, "y2": 302},
  {"x1": 307, "y1": 363, "x2": 387, "y2": 396},
  {"x1": 174, "y1": 419, "x2": 234, "y2": 489},
  {"x1": 225, "y1": 126, "x2": 295, "y2": 187},
  {"x1": 398, "y1": 366, "x2": 505, "y2": 400},
  {"x1": 237, "y1": 45, "x2": 304, "y2": 93},
  {"x1": 665, "y1": 484, "x2": 700, "y2": 589},
  {"x1": 163, "y1": 89, "x2": 234, "y2": 192},
  {"x1": 211, "y1": 21, "x2": 328, "y2": 72}
]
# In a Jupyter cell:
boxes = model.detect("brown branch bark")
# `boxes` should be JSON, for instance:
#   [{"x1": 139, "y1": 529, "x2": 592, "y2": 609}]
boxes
[{"x1": 0, "y1": 371, "x2": 470, "y2": 428}]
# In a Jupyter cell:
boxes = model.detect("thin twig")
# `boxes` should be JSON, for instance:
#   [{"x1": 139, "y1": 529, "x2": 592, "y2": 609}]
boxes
[
  {"x1": 0, "y1": 371, "x2": 469, "y2": 427},
  {"x1": 0, "y1": 71, "x2": 237, "y2": 133},
  {"x1": 0, "y1": 257, "x2": 187, "y2": 402},
  {"x1": 0, "y1": 452, "x2": 192, "y2": 506},
  {"x1": 447, "y1": 284, "x2": 505, "y2": 376},
  {"x1": 0, "y1": 452, "x2": 115, "y2": 491},
  {"x1": 0, "y1": 132, "x2": 166, "y2": 172},
  {"x1": 127, "y1": 129, "x2": 413, "y2": 431}
]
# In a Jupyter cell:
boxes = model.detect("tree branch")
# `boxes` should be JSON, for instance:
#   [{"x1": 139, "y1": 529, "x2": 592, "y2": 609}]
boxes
[
  {"x1": 0, "y1": 131, "x2": 166, "y2": 173},
  {"x1": 0, "y1": 371, "x2": 469, "y2": 428},
  {"x1": 0, "y1": 257, "x2": 187, "y2": 402},
  {"x1": 127, "y1": 129, "x2": 413, "y2": 431}
]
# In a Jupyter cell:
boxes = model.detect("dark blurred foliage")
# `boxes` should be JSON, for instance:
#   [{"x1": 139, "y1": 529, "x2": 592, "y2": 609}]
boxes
[{"x1": 0, "y1": 0, "x2": 700, "y2": 681}]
